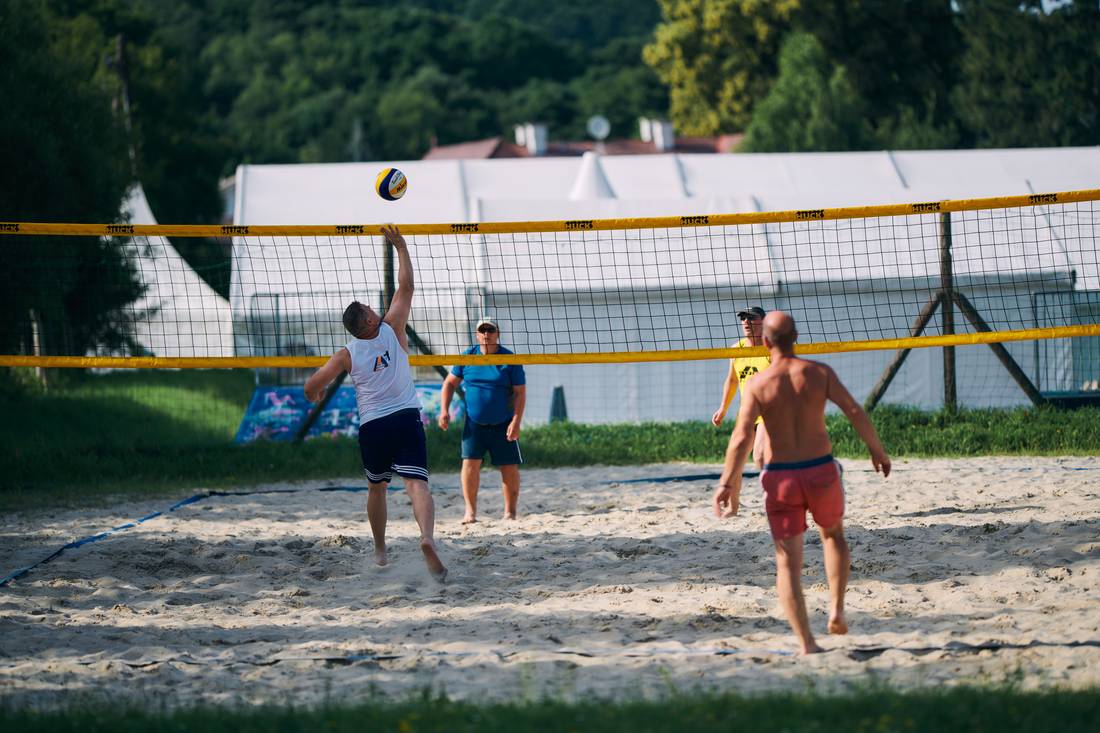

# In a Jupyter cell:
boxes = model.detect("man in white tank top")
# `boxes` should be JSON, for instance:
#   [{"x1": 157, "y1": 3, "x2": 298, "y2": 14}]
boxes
[{"x1": 305, "y1": 224, "x2": 447, "y2": 582}]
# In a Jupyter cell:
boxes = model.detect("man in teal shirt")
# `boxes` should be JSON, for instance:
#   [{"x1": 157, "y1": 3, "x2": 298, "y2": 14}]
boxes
[{"x1": 439, "y1": 317, "x2": 527, "y2": 523}]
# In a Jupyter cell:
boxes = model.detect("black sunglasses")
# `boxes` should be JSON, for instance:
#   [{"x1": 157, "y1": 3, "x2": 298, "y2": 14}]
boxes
[{"x1": 478, "y1": 326, "x2": 497, "y2": 334}]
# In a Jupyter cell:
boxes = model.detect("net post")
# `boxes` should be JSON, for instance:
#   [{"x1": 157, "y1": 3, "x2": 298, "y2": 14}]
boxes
[
  {"x1": 383, "y1": 236, "x2": 395, "y2": 311},
  {"x1": 294, "y1": 371, "x2": 347, "y2": 443},
  {"x1": 952, "y1": 291, "x2": 1046, "y2": 407},
  {"x1": 941, "y1": 212, "x2": 957, "y2": 412},
  {"x1": 406, "y1": 325, "x2": 456, "y2": 384},
  {"x1": 865, "y1": 292, "x2": 944, "y2": 411}
]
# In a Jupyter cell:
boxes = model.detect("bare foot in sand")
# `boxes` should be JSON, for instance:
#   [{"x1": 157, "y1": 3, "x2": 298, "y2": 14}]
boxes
[
  {"x1": 420, "y1": 539, "x2": 448, "y2": 582},
  {"x1": 828, "y1": 608, "x2": 848, "y2": 635},
  {"x1": 502, "y1": 511, "x2": 516, "y2": 520},
  {"x1": 801, "y1": 641, "x2": 826, "y2": 655},
  {"x1": 461, "y1": 513, "x2": 477, "y2": 524},
  {"x1": 373, "y1": 546, "x2": 388, "y2": 567}
]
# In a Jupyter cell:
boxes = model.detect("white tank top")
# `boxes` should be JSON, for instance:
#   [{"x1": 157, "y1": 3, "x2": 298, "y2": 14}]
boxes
[{"x1": 346, "y1": 322, "x2": 421, "y2": 425}]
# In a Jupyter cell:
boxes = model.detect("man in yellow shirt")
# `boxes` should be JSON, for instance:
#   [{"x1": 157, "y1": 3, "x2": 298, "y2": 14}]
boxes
[{"x1": 712, "y1": 306, "x2": 771, "y2": 467}]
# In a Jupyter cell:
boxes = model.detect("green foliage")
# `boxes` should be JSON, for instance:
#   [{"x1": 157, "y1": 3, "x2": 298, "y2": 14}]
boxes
[
  {"x1": 3, "y1": 369, "x2": 1100, "y2": 511},
  {"x1": 649, "y1": 0, "x2": 1094, "y2": 152},
  {"x1": 0, "y1": 1, "x2": 140, "y2": 358},
  {"x1": 954, "y1": 0, "x2": 1100, "y2": 148},
  {"x1": 741, "y1": 32, "x2": 874, "y2": 152},
  {"x1": 795, "y1": 0, "x2": 964, "y2": 146},
  {"x1": 2, "y1": 686, "x2": 1099, "y2": 732},
  {"x1": 644, "y1": 0, "x2": 800, "y2": 135}
]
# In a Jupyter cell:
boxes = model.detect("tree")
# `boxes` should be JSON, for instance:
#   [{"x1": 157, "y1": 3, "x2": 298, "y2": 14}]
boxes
[
  {"x1": 571, "y1": 38, "x2": 669, "y2": 141},
  {"x1": 954, "y1": 0, "x2": 1100, "y2": 148},
  {"x1": 795, "y1": 0, "x2": 962, "y2": 136},
  {"x1": 0, "y1": 2, "x2": 142, "y2": 359},
  {"x1": 740, "y1": 32, "x2": 873, "y2": 152},
  {"x1": 644, "y1": 0, "x2": 800, "y2": 135}
]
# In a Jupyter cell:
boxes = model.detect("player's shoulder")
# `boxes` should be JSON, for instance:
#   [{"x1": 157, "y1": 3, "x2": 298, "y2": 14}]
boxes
[{"x1": 798, "y1": 358, "x2": 836, "y2": 380}]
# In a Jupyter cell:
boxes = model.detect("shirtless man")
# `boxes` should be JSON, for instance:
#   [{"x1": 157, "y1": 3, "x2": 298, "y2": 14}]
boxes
[
  {"x1": 713, "y1": 311, "x2": 890, "y2": 654},
  {"x1": 305, "y1": 224, "x2": 447, "y2": 582}
]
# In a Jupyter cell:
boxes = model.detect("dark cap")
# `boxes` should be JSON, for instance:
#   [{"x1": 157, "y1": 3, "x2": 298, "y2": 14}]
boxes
[{"x1": 737, "y1": 306, "x2": 767, "y2": 320}]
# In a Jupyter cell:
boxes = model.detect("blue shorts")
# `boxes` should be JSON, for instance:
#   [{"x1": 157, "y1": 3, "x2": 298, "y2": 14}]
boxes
[
  {"x1": 461, "y1": 419, "x2": 523, "y2": 466},
  {"x1": 358, "y1": 408, "x2": 428, "y2": 484}
]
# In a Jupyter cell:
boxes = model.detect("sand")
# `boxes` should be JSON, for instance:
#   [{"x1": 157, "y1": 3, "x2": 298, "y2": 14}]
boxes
[{"x1": 1, "y1": 457, "x2": 1099, "y2": 708}]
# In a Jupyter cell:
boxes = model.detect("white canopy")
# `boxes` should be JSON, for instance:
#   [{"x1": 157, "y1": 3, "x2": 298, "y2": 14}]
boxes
[
  {"x1": 123, "y1": 185, "x2": 233, "y2": 358},
  {"x1": 231, "y1": 147, "x2": 1099, "y2": 418}
]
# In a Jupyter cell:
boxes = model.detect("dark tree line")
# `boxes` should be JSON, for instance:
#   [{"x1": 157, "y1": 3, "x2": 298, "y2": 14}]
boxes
[{"x1": 1, "y1": 0, "x2": 1096, "y2": 362}]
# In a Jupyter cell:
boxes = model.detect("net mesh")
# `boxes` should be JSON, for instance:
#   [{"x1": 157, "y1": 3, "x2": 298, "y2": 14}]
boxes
[{"x1": 2, "y1": 192, "x2": 1099, "y2": 426}]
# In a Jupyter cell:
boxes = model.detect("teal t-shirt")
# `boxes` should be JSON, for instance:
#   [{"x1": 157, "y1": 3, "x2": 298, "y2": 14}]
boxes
[{"x1": 452, "y1": 345, "x2": 526, "y2": 425}]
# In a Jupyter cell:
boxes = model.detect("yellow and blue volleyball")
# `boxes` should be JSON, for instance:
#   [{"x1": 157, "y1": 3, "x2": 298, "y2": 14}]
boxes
[{"x1": 375, "y1": 167, "x2": 407, "y2": 201}]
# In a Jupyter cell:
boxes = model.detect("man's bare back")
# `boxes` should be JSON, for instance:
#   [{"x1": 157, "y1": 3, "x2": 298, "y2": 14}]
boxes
[{"x1": 745, "y1": 357, "x2": 834, "y2": 465}]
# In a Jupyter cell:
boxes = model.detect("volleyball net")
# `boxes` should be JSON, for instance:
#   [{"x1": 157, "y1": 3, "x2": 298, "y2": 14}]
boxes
[{"x1": 2, "y1": 189, "x2": 1099, "y2": 422}]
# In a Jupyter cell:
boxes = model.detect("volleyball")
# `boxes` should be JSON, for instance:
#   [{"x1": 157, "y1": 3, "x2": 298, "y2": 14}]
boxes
[{"x1": 375, "y1": 167, "x2": 407, "y2": 201}]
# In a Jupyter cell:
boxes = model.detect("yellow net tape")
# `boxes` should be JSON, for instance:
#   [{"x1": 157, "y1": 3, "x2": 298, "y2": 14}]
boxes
[{"x1": 2, "y1": 189, "x2": 1097, "y2": 237}]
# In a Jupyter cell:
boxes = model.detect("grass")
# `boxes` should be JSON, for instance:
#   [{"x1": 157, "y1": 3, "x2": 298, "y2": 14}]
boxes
[
  {"x1": 2, "y1": 686, "x2": 1098, "y2": 732},
  {"x1": 2, "y1": 368, "x2": 1099, "y2": 511}
]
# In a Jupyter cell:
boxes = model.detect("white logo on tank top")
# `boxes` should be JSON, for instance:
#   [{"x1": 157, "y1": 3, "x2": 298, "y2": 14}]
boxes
[{"x1": 346, "y1": 322, "x2": 421, "y2": 425}]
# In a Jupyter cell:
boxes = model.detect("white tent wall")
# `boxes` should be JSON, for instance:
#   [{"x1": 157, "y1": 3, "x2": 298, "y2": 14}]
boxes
[
  {"x1": 231, "y1": 147, "x2": 1097, "y2": 420},
  {"x1": 122, "y1": 185, "x2": 233, "y2": 358}
]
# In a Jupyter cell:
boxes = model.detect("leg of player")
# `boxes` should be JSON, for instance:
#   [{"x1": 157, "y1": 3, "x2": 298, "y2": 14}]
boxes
[
  {"x1": 500, "y1": 464, "x2": 520, "y2": 520},
  {"x1": 820, "y1": 520, "x2": 850, "y2": 635},
  {"x1": 461, "y1": 458, "x2": 482, "y2": 524},
  {"x1": 366, "y1": 482, "x2": 389, "y2": 567},
  {"x1": 405, "y1": 477, "x2": 447, "y2": 582},
  {"x1": 753, "y1": 425, "x2": 768, "y2": 470},
  {"x1": 774, "y1": 534, "x2": 823, "y2": 655}
]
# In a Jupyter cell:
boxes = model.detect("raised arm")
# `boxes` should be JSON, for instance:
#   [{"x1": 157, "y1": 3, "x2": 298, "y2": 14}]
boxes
[
  {"x1": 825, "y1": 366, "x2": 891, "y2": 477},
  {"x1": 381, "y1": 224, "x2": 413, "y2": 349},
  {"x1": 713, "y1": 381, "x2": 762, "y2": 517},
  {"x1": 305, "y1": 348, "x2": 351, "y2": 403}
]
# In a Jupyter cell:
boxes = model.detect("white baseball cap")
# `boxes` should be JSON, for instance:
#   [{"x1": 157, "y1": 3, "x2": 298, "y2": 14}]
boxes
[{"x1": 475, "y1": 317, "x2": 499, "y2": 332}]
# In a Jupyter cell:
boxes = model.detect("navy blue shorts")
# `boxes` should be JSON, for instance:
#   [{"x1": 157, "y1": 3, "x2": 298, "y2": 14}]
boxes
[
  {"x1": 461, "y1": 419, "x2": 523, "y2": 466},
  {"x1": 358, "y1": 408, "x2": 428, "y2": 484}
]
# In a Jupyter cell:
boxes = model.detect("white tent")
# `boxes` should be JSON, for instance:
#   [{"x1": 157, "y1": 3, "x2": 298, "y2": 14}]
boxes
[
  {"x1": 122, "y1": 186, "x2": 233, "y2": 358},
  {"x1": 231, "y1": 147, "x2": 1099, "y2": 421}
]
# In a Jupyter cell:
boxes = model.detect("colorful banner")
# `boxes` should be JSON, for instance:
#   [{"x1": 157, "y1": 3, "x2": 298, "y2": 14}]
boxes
[{"x1": 234, "y1": 383, "x2": 463, "y2": 443}]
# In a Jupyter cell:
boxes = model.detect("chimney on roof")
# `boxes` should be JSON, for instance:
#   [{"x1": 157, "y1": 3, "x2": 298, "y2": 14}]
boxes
[
  {"x1": 639, "y1": 117, "x2": 652, "y2": 142},
  {"x1": 514, "y1": 122, "x2": 548, "y2": 156},
  {"x1": 651, "y1": 120, "x2": 675, "y2": 152}
]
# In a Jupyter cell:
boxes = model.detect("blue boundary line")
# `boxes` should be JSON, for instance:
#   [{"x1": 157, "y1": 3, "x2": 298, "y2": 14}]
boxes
[
  {"x1": 0, "y1": 486, "x2": 378, "y2": 587},
  {"x1": 2, "y1": 471, "x2": 739, "y2": 587}
]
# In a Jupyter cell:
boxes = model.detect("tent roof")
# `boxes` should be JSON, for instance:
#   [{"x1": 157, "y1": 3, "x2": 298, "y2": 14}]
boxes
[{"x1": 231, "y1": 147, "x2": 1097, "y2": 299}]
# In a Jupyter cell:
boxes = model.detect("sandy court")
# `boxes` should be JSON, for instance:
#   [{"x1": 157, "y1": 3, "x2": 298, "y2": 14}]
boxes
[{"x1": 1, "y1": 456, "x2": 1099, "y2": 708}]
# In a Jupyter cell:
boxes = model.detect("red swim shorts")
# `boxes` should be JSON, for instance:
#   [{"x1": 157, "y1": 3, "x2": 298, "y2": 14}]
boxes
[{"x1": 760, "y1": 457, "x2": 844, "y2": 540}]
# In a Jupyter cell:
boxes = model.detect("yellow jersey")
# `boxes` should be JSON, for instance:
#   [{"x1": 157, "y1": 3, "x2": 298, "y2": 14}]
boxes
[{"x1": 733, "y1": 337, "x2": 770, "y2": 424}]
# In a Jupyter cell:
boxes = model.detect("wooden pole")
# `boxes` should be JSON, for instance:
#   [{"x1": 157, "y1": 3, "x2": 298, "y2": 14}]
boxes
[
  {"x1": 383, "y1": 237, "x2": 395, "y2": 311},
  {"x1": 864, "y1": 292, "x2": 944, "y2": 411},
  {"x1": 953, "y1": 291, "x2": 1046, "y2": 406},
  {"x1": 940, "y1": 212, "x2": 957, "y2": 412}
]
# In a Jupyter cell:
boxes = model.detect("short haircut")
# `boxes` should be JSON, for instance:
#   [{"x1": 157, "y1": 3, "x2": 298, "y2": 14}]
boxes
[
  {"x1": 769, "y1": 329, "x2": 796, "y2": 351},
  {"x1": 764, "y1": 320, "x2": 797, "y2": 351},
  {"x1": 343, "y1": 301, "x2": 368, "y2": 336}
]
